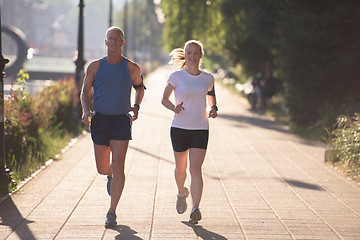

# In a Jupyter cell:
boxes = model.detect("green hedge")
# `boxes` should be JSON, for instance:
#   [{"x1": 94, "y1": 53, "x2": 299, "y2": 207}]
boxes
[
  {"x1": 3, "y1": 73, "x2": 83, "y2": 189},
  {"x1": 326, "y1": 113, "x2": 360, "y2": 169}
]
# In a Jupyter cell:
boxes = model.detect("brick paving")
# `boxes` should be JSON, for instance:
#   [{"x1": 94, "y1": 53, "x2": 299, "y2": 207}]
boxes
[{"x1": 1, "y1": 66, "x2": 360, "y2": 239}]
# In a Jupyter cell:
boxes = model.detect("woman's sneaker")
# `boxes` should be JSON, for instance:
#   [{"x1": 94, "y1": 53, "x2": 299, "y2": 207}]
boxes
[
  {"x1": 176, "y1": 187, "x2": 189, "y2": 214},
  {"x1": 107, "y1": 176, "x2": 112, "y2": 196},
  {"x1": 105, "y1": 210, "x2": 117, "y2": 228},
  {"x1": 189, "y1": 207, "x2": 201, "y2": 224}
]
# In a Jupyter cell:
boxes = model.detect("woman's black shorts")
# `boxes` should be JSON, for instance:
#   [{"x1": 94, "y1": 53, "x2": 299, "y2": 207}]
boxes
[
  {"x1": 90, "y1": 112, "x2": 132, "y2": 146},
  {"x1": 170, "y1": 127, "x2": 209, "y2": 152}
]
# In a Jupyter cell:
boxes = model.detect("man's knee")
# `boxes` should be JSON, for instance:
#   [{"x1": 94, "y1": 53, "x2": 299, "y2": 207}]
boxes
[{"x1": 96, "y1": 165, "x2": 109, "y2": 175}]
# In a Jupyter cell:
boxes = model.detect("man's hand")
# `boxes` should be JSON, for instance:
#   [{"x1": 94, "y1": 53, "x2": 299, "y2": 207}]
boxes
[
  {"x1": 131, "y1": 105, "x2": 139, "y2": 121},
  {"x1": 82, "y1": 110, "x2": 92, "y2": 126}
]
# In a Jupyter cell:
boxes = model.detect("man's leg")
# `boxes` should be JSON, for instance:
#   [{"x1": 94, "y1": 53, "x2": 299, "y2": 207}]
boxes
[
  {"x1": 109, "y1": 139, "x2": 129, "y2": 211},
  {"x1": 94, "y1": 144, "x2": 112, "y2": 176}
]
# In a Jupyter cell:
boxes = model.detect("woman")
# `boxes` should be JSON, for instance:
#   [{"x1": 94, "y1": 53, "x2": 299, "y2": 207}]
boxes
[{"x1": 161, "y1": 40, "x2": 218, "y2": 224}]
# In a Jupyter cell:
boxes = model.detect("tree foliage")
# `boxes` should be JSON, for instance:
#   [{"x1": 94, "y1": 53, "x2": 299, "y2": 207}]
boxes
[
  {"x1": 161, "y1": 0, "x2": 225, "y2": 55},
  {"x1": 161, "y1": 0, "x2": 360, "y2": 134},
  {"x1": 274, "y1": 0, "x2": 360, "y2": 128}
]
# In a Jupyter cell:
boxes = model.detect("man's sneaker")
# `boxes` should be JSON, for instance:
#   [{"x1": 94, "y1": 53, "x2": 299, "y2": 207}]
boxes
[
  {"x1": 105, "y1": 210, "x2": 117, "y2": 228},
  {"x1": 189, "y1": 207, "x2": 201, "y2": 224},
  {"x1": 107, "y1": 176, "x2": 112, "y2": 196},
  {"x1": 176, "y1": 187, "x2": 189, "y2": 214}
]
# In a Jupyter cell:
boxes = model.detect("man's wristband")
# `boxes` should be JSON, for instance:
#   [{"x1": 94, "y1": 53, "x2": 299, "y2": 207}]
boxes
[
  {"x1": 211, "y1": 105, "x2": 218, "y2": 111},
  {"x1": 134, "y1": 104, "x2": 140, "y2": 110}
]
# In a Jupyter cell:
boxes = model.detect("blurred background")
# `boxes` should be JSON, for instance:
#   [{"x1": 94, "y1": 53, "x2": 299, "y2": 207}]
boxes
[
  {"x1": 1, "y1": 0, "x2": 360, "y2": 138},
  {"x1": 1, "y1": 0, "x2": 360, "y2": 192},
  {"x1": 1, "y1": 0, "x2": 166, "y2": 79}
]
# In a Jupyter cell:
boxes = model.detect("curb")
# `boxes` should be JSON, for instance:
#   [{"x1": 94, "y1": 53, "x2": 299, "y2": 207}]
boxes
[{"x1": 0, "y1": 131, "x2": 87, "y2": 205}]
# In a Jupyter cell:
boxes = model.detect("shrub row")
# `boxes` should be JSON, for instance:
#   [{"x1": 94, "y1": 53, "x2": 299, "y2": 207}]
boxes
[
  {"x1": 326, "y1": 113, "x2": 360, "y2": 169},
  {"x1": 4, "y1": 72, "x2": 83, "y2": 189}
]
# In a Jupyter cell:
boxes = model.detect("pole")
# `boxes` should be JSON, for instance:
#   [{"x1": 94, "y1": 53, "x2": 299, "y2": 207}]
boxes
[
  {"x1": 0, "y1": 4, "x2": 14, "y2": 193},
  {"x1": 123, "y1": 0, "x2": 127, "y2": 56},
  {"x1": 133, "y1": 0, "x2": 137, "y2": 62},
  {"x1": 109, "y1": 0, "x2": 113, "y2": 27},
  {"x1": 74, "y1": 0, "x2": 86, "y2": 86}
]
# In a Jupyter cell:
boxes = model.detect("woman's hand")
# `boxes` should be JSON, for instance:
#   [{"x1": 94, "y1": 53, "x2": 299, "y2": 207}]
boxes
[
  {"x1": 173, "y1": 102, "x2": 185, "y2": 113},
  {"x1": 208, "y1": 107, "x2": 218, "y2": 118}
]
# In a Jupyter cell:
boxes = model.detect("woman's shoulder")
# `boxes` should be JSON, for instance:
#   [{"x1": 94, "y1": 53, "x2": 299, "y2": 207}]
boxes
[
  {"x1": 200, "y1": 70, "x2": 214, "y2": 79},
  {"x1": 169, "y1": 69, "x2": 184, "y2": 78},
  {"x1": 172, "y1": 69, "x2": 185, "y2": 75}
]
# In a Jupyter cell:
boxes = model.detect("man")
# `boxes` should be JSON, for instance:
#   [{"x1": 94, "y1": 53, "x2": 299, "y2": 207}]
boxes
[{"x1": 80, "y1": 26, "x2": 145, "y2": 228}]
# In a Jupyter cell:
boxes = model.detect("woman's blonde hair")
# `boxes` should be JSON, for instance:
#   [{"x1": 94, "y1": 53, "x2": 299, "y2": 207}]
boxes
[{"x1": 169, "y1": 40, "x2": 204, "y2": 69}]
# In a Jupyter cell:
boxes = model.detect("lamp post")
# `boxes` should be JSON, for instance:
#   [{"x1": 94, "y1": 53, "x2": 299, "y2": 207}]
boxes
[
  {"x1": 109, "y1": 0, "x2": 113, "y2": 27},
  {"x1": 74, "y1": 0, "x2": 86, "y2": 85},
  {"x1": 123, "y1": 0, "x2": 127, "y2": 56},
  {"x1": 0, "y1": 4, "x2": 14, "y2": 193}
]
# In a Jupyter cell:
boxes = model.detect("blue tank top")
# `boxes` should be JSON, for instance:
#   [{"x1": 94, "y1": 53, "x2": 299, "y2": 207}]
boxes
[{"x1": 93, "y1": 57, "x2": 132, "y2": 115}]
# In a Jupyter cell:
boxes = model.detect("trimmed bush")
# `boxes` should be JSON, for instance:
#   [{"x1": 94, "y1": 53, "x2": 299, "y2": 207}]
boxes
[
  {"x1": 326, "y1": 113, "x2": 360, "y2": 168},
  {"x1": 4, "y1": 74, "x2": 82, "y2": 182}
]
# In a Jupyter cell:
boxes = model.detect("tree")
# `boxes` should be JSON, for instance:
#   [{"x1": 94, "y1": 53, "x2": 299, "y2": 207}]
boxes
[
  {"x1": 221, "y1": 0, "x2": 277, "y2": 75},
  {"x1": 274, "y1": 0, "x2": 360, "y2": 129},
  {"x1": 161, "y1": 0, "x2": 225, "y2": 55}
]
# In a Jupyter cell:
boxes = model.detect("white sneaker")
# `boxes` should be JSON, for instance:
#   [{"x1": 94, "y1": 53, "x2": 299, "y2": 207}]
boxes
[
  {"x1": 189, "y1": 207, "x2": 201, "y2": 224},
  {"x1": 176, "y1": 187, "x2": 189, "y2": 214}
]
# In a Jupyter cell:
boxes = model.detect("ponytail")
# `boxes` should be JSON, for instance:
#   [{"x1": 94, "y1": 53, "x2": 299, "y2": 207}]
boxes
[{"x1": 169, "y1": 48, "x2": 186, "y2": 69}]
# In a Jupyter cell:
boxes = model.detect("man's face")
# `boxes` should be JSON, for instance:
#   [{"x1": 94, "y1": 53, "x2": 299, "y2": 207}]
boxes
[{"x1": 105, "y1": 30, "x2": 124, "y2": 50}]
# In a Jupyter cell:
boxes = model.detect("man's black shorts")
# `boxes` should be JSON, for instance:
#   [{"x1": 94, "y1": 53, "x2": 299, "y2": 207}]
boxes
[
  {"x1": 170, "y1": 127, "x2": 209, "y2": 152},
  {"x1": 90, "y1": 112, "x2": 132, "y2": 146}
]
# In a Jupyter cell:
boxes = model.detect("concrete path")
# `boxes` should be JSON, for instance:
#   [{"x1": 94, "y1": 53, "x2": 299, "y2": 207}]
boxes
[{"x1": 1, "y1": 66, "x2": 360, "y2": 240}]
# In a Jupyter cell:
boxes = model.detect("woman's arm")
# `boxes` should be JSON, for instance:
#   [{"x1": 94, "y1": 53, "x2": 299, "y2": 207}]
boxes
[{"x1": 161, "y1": 83, "x2": 184, "y2": 113}]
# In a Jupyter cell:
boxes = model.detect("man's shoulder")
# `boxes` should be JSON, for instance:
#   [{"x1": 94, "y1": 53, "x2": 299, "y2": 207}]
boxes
[
  {"x1": 87, "y1": 59, "x2": 102, "y2": 74},
  {"x1": 127, "y1": 58, "x2": 140, "y2": 73},
  {"x1": 127, "y1": 58, "x2": 140, "y2": 68},
  {"x1": 88, "y1": 59, "x2": 101, "y2": 69}
]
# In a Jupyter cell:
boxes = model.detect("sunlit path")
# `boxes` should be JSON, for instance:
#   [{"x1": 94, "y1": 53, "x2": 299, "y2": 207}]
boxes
[{"x1": 1, "y1": 66, "x2": 359, "y2": 240}]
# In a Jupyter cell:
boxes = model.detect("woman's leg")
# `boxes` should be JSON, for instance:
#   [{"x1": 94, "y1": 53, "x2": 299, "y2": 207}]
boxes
[
  {"x1": 174, "y1": 150, "x2": 188, "y2": 195},
  {"x1": 188, "y1": 148, "x2": 206, "y2": 208}
]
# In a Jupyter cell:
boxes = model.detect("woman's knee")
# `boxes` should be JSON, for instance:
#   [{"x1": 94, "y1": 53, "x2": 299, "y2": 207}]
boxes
[
  {"x1": 189, "y1": 166, "x2": 202, "y2": 177},
  {"x1": 175, "y1": 166, "x2": 187, "y2": 175}
]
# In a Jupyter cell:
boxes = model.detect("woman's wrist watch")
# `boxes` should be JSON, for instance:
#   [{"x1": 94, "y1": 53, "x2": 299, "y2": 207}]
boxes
[
  {"x1": 211, "y1": 105, "x2": 218, "y2": 111},
  {"x1": 134, "y1": 104, "x2": 140, "y2": 110}
]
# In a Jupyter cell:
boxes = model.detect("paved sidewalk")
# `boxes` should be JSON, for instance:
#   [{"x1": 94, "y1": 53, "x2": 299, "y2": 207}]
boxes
[{"x1": 1, "y1": 66, "x2": 360, "y2": 240}]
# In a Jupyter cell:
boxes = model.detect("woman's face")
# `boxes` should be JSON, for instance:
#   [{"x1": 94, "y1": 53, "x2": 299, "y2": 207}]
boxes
[{"x1": 185, "y1": 43, "x2": 202, "y2": 68}]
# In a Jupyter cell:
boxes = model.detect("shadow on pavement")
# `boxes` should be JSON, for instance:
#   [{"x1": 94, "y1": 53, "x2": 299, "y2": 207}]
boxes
[
  {"x1": 219, "y1": 113, "x2": 289, "y2": 134},
  {"x1": 129, "y1": 146, "x2": 220, "y2": 180},
  {"x1": 114, "y1": 225, "x2": 143, "y2": 240},
  {"x1": 284, "y1": 178, "x2": 324, "y2": 191},
  {"x1": 182, "y1": 221, "x2": 228, "y2": 240},
  {"x1": 0, "y1": 197, "x2": 35, "y2": 239}
]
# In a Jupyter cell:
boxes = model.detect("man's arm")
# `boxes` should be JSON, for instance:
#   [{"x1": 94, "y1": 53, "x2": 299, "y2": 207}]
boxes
[
  {"x1": 128, "y1": 61, "x2": 144, "y2": 121},
  {"x1": 80, "y1": 60, "x2": 99, "y2": 125}
]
